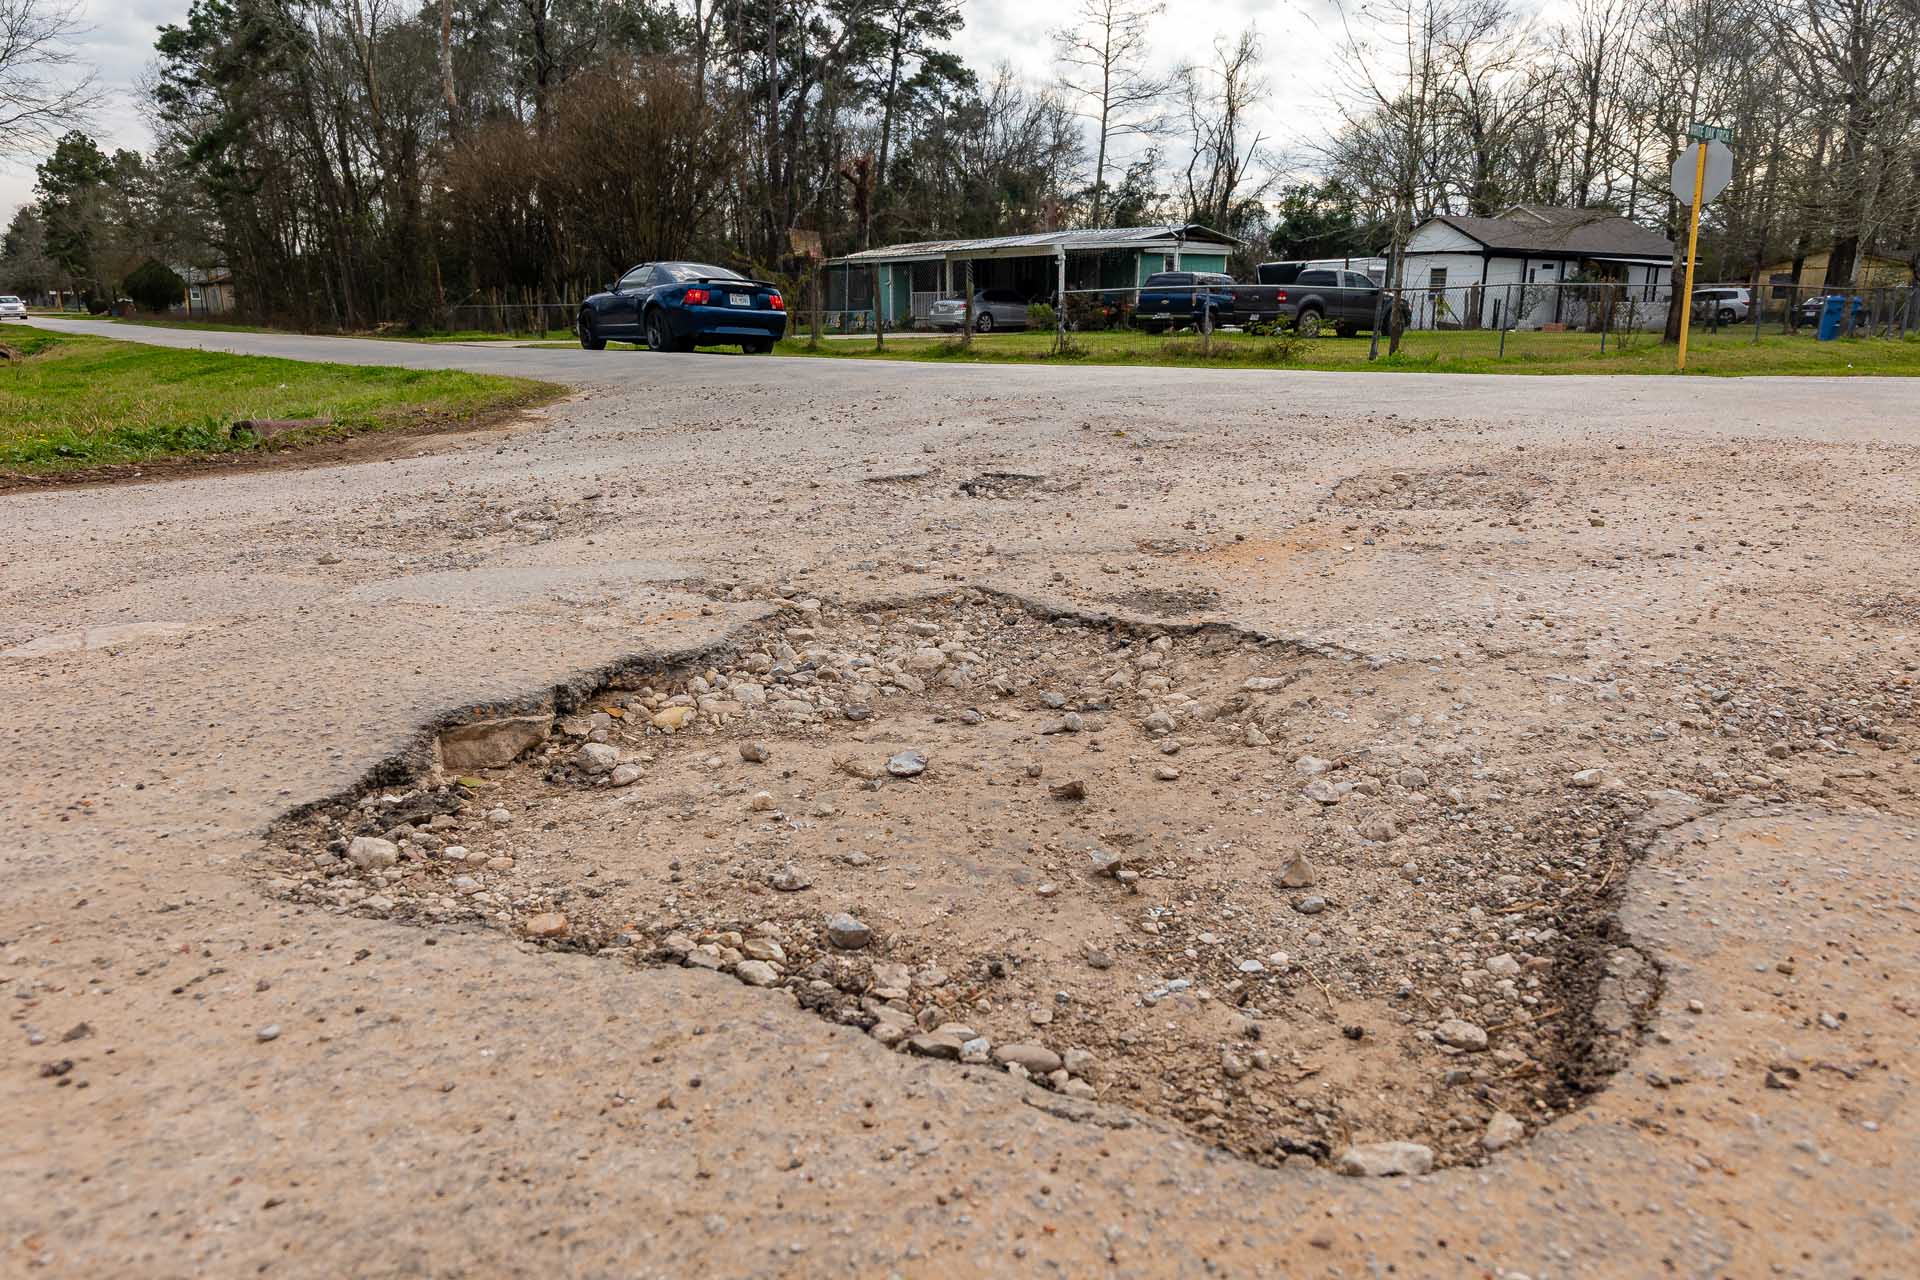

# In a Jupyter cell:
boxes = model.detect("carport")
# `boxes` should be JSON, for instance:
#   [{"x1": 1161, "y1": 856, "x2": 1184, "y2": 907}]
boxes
[{"x1": 823, "y1": 224, "x2": 1240, "y2": 330}]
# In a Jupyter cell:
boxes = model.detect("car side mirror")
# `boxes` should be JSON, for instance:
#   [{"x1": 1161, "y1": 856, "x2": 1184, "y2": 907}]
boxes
[{"x1": 606, "y1": 281, "x2": 618, "y2": 294}]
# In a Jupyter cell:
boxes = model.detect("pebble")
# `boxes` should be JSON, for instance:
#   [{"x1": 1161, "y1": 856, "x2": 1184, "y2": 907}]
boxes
[
  {"x1": 1293, "y1": 895, "x2": 1327, "y2": 915},
  {"x1": 576, "y1": 742, "x2": 620, "y2": 774},
  {"x1": 1302, "y1": 779, "x2": 1344, "y2": 804},
  {"x1": 1153, "y1": 765, "x2": 1181, "y2": 781},
  {"x1": 609, "y1": 763, "x2": 643, "y2": 787},
  {"x1": 769, "y1": 863, "x2": 812, "y2": 892},
  {"x1": 825, "y1": 912, "x2": 872, "y2": 949},
  {"x1": 1482, "y1": 1111, "x2": 1525, "y2": 1151},
  {"x1": 749, "y1": 791, "x2": 777, "y2": 812},
  {"x1": 740, "y1": 741, "x2": 771, "y2": 763},
  {"x1": 256, "y1": 1025, "x2": 281, "y2": 1043},
  {"x1": 887, "y1": 750, "x2": 928, "y2": 777},
  {"x1": 1435, "y1": 1018, "x2": 1489, "y2": 1051},
  {"x1": 1275, "y1": 854, "x2": 1316, "y2": 889},
  {"x1": 523, "y1": 912, "x2": 569, "y2": 939},
  {"x1": 1570, "y1": 767, "x2": 1607, "y2": 789},
  {"x1": 347, "y1": 837, "x2": 399, "y2": 869},
  {"x1": 1335, "y1": 1141, "x2": 1434, "y2": 1177},
  {"x1": 993, "y1": 1043, "x2": 1063, "y2": 1074},
  {"x1": 651, "y1": 706, "x2": 696, "y2": 732},
  {"x1": 735, "y1": 960, "x2": 780, "y2": 987}
]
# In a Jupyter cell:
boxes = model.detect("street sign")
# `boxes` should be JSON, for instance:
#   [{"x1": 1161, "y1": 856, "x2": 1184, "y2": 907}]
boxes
[
  {"x1": 1686, "y1": 122, "x2": 1733, "y2": 144},
  {"x1": 1672, "y1": 137, "x2": 1735, "y2": 372},
  {"x1": 1670, "y1": 140, "x2": 1733, "y2": 206}
]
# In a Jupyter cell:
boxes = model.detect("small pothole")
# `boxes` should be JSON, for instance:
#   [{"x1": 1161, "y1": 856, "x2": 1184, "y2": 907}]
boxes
[{"x1": 261, "y1": 591, "x2": 1658, "y2": 1172}]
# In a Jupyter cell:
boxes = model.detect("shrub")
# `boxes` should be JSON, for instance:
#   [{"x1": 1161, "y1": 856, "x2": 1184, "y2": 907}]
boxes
[
  {"x1": 1026, "y1": 301, "x2": 1057, "y2": 330},
  {"x1": 125, "y1": 260, "x2": 188, "y2": 313}
]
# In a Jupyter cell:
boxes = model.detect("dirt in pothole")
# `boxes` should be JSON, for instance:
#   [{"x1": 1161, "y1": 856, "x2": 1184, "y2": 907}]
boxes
[{"x1": 257, "y1": 591, "x2": 1917, "y2": 1172}]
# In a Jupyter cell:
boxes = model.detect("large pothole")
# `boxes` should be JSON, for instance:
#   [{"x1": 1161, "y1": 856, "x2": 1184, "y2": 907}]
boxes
[{"x1": 260, "y1": 591, "x2": 1668, "y2": 1172}]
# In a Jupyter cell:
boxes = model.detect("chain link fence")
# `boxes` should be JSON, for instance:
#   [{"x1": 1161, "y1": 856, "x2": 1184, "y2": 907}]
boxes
[{"x1": 808, "y1": 276, "x2": 1919, "y2": 362}]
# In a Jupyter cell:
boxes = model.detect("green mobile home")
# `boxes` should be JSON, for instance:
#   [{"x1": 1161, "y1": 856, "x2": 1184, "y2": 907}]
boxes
[{"x1": 823, "y1": 224, "x2": 1240, "y2": 329}]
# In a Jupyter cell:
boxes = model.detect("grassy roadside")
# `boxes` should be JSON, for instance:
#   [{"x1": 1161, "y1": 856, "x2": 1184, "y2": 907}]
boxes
[
  {"x1": 0, "y1": 325, "x2": 558, "y2": 475},
  {"x1": 109, "y1": 317, "x2": 569, "y2": 344},
  {"x1": 773, "y1": 326, "x2": 1920, "y2": 376}
]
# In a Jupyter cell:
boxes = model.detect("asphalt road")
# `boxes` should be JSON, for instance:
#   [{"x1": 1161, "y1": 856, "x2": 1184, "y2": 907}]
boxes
[
  {"x1": 24, "y1": 315, "x2": 1917, "y2": 442},
  {"x1": 2, "y1": 320, "x2": 1914, "y2": 1277}
]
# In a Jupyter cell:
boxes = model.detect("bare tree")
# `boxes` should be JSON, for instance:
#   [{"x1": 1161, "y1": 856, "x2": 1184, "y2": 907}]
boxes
[
  {"x1": 1179, "y1": 27, "x2": 1273, "y2": 232},
  {"x1": 0, "y1": 0, "x2": 95, "y2": 157},
  {"x1": 1052, "y1": 0, "x2": 1170, "y2": 226},
  {"x1": 1331, "y1": 0, "x2": 1452, "y2": 352}
]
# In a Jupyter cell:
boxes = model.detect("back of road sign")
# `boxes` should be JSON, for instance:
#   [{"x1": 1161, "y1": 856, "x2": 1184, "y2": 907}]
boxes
[{"x1": 1671, "y1": 141, "x2": 1733, "y2": 206}]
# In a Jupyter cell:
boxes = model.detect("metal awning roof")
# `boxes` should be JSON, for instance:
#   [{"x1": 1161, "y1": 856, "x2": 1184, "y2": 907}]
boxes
[{"x1": 827, "y1": 223, "x2": 1240, "y2": 266}]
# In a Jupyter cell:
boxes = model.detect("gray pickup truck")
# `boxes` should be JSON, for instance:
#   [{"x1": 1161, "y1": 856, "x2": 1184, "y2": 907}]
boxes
[{"x1": 1254, "y1": 264, "x2": 1405, "y2": 337}]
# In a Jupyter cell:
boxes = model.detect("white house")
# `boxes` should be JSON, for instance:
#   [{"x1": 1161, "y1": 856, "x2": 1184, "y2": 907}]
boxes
[{"x1": 1399, "y1": 205, "x2": 1674, "y2": 330}]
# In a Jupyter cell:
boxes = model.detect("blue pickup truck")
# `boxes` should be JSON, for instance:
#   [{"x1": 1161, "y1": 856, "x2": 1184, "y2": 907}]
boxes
[{"x1": 1134, "y1": 271, "x2": 1239, "y2": 332}]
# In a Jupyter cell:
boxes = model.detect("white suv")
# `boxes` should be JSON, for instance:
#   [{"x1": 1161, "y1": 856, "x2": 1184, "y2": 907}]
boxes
[
  {"x1": 1691, "y1": 286, "x2": 1750, "y2": 324},
  {"x1": 0, "y1": 295, "x2": 26, "y2": 320}
]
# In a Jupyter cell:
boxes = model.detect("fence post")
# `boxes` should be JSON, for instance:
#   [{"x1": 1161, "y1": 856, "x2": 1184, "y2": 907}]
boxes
[
  {"x1": 1499, "y1": 283, "x2": 1511, "y2": 359},
  {"x1": 872, "y1": 265, "x2": 884, "y2": 352},
  {"x1": 1055, "y1": 251, "x2": 1067, "y2": 355},
  {"x1": 962, "y1": 261, "x2": 974, "y2": 348},
  {"x1": 810, "y1": 264, "x2": 822, "y2": 350}
]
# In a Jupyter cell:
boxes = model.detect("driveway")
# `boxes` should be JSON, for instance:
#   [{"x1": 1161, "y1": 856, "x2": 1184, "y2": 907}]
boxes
[{"x1": 2, "y1": 321, "x2": 1913, "y2": 1277}]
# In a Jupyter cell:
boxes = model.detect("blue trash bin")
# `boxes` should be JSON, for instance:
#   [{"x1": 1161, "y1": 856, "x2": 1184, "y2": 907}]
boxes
[{"x1": 1817, "y1": 295, "x2": 1845, "y2": 341}]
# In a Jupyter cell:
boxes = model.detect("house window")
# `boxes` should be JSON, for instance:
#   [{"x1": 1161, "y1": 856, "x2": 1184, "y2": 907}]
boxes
[{"x1": 1427, "y1": 267, "x2": 1447, "y2": 291}]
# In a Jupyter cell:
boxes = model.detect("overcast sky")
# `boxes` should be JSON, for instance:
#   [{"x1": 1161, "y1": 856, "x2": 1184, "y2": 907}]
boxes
[{"x1": 2, "y1": 0, "x2": 1346, "y2": 223}]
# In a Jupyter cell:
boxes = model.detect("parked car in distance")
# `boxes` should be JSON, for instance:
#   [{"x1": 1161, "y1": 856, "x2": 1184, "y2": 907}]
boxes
[
  {"x1": 1691, "y1": 286, "x2": 1750, "y2": 324},
  {"x1": 577, "y1": 261, "x2": 785, "y2": 352},
  {"x1": 1135, "y1": 271, "x2": 1237, "y2": 331},
  {"x1": 0, "y1": 295, "x2": 26, "y2": 320},
  {"x1": 1794, "y1": 293, "x2": 1867, "y2": 330},
  {"x1": 928, "y1": 288, "x2": 1030, "y2": 332}
]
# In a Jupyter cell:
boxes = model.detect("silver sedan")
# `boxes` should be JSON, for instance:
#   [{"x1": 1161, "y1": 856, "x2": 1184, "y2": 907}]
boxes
[{"x1": 928, "y1": 288, "x2": 1031, "y2": 333}]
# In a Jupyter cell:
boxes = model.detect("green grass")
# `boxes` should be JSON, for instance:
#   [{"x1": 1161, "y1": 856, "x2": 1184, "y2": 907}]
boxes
[
  {"x1": 774, "y1": 326, "x2": 1920, "y2": 376},
  {"x1": 0, "y1": 325, "x2": 558, "y2": 474},
  {"x1": 111, "y1": 317, "x2": 566, "y2": 343}
]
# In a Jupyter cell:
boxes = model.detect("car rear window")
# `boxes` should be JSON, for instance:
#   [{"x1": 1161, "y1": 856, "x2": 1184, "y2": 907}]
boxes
[
  {"x1": 1298, "y1": 270, "x2": 1338, "y2": 284},
  {"x1": 1143, "y1": 273, "x2": 1193, "y2": 286},
  {"x1": 665, "y1": 263, "x2": 745, "y2": 281}
]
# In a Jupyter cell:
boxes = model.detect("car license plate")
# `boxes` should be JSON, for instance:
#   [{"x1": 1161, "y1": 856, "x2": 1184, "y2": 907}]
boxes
[{"x1": 729, "y1": 292, "x2": 751, "y2": 307}]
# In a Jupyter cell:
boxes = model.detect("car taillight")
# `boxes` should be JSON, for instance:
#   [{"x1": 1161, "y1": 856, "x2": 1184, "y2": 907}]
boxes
[
  {"x1": 685, "y1": 287, "x2": 710, "y2": 305},
  {"x1": 1275, "y1": 290, "x2": 1288, "y2": 302},
  {"x1": 769, "y1": 293, "x2": 785, "y2": 310}
]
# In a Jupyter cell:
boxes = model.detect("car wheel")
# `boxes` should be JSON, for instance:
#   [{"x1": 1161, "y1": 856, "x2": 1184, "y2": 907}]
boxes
[
  {"x1": 1295, "y1": 309, "x2": 1323, "y2": 338},
  {"x1": 744, "y1": 339, "x2": 773, "y2": 354},
  {"x1": 976, "y1": 312, "x2": 994, "y2": 333},
  {"x1": 578, "y1": 312, "x2": 606, "y2": 350},
  {"x1": 645, "y1": 309, "x2": 686, "y2": 353},
  {"x1": 1718, "y1": 307, "x2": 1737, "y2": 324}
]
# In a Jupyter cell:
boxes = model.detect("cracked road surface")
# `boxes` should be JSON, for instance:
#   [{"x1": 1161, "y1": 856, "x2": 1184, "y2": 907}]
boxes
[{"x1": 2, "y1": 322, "x2": 1915, "y2": 1277}]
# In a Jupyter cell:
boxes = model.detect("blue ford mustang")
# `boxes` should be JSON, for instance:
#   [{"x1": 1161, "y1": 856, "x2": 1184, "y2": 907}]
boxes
[{"x1": 578, "y1": 261, "x2": 786, "y2": 352}]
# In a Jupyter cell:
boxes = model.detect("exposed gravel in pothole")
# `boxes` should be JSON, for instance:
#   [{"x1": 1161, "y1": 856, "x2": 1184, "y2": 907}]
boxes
[{"x1": 257, "y1": 590, "x2": 1915, "y2": 1173}]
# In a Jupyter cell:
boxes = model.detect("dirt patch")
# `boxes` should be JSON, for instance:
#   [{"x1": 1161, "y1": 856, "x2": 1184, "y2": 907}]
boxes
[
  {"x1": 1330, "y1": 466, "x2": 1548, "y2": 513},
  {"x1": 255, "y1": 592, "x2": 1745, "y2": 1172}
]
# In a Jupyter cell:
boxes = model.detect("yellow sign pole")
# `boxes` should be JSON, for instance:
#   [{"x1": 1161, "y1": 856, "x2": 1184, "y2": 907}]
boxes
[{"x1": 1676, "y1": 142, "x2": 1708, "y2": 371}]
